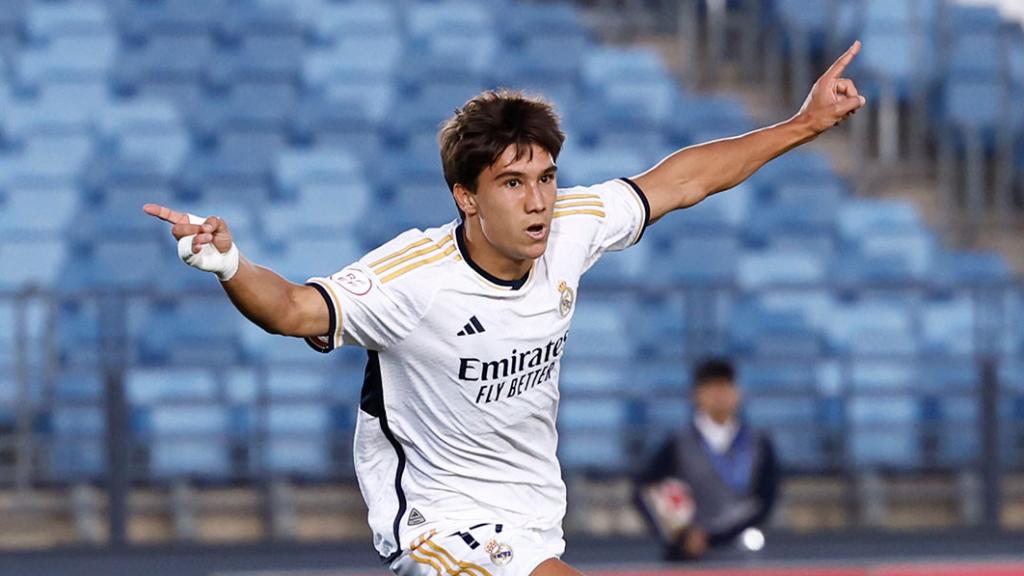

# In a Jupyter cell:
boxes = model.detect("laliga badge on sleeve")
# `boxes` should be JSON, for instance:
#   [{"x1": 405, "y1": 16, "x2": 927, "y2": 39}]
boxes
[
  {"x1": 484, "y1": 539, "x2": 513, "y2": 566},
  {"x1": 334, "y1": 267, "x2": 373, "y2": 296}
]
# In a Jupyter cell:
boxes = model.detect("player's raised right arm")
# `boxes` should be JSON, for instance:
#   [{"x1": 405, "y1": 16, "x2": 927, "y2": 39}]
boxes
[{"x1": 143, "y1": 204, "x2": 330, "y2": 338}]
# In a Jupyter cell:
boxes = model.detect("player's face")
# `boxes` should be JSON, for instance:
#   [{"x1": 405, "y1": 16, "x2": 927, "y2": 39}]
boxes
[
  {"x1": 468, "y1": 143, "x2": 558, "y2": 264},
  {"x1": 694, "y1": 379, "x2": 741, "y2": 424}
]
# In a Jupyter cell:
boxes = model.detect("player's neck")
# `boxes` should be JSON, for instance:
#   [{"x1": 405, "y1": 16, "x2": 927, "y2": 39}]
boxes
[{"x1": 459, "y1": 221, "x2": 533, "y2": 283}]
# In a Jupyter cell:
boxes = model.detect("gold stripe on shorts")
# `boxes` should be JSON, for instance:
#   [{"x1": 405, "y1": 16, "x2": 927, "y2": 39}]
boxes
[
  {"x1": 410, "y1": 550, "x2": 445, "y2": 576},
  {"x1": 421, "y1": 540, "x2": 493, "y2": 576}
]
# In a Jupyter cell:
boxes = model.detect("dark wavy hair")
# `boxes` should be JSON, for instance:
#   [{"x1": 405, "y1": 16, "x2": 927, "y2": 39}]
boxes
[{"x1": 439, "y1": 89, "x2": 565, "y2": 218}]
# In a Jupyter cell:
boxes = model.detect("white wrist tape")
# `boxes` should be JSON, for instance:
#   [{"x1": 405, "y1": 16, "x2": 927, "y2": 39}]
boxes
[{"x1": 176, "y1": 213, "x2": 240, "y2": 282}]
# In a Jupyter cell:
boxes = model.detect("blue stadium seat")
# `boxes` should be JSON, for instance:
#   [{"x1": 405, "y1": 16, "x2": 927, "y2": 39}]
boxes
[
  {"x1": 827, "y1": 299, "x2": 917, "y2": 355},
  {"x1": 260, "y1": 238, "x2": 362, "y2": 284},
  {"x1": 211, "y1": 35, "x2": 303, "y2": 85},
  {"x1": 582, "y1": 46, "x2": 670, "y2": 88},
  {"x1": 150, "y1": 435, "x2": 231, "y2": 479},
  {"x1": 98, "y1": 99, "x2": 188, "y2": 175},
  {"x1": 748, "y1": 150, "x2": 836, "y2": 199},
  {"x1": 54, "y1": 370, "x2": 104, "y2": 402},
  {"x1": 116, "y1": 33, "x2": 213, "y2": 84},
  {"x1": 308, "y1": 1, "x2": 398, "y2": 43},
  {"x1": 558, "y1": 433, "x2": 628, "y2": 472},
  {"x1": 934, "y1": 250, "x2": 1012, "y2": 285},
  {"x1": 650, "y1": 234, "x2": 739, "y2": 285},
  {"x1": 919, "y1": 360, "x2": 980, "y2": 392},
  {"x1": 127, "y1": 368, "x2": 218, "y2": 405},
  {"x1": 263, "y1": 403, "x2": 331, "y2": 476},
  {"x1": 949, "y1": 32, "x2": 1003, "y2": 78},
  {"x1": 62, "y1": 239, "x2": 165, "y2": 292},
  {"x1": 266, "y1": 367, "x2": 333, "y2": 400},
  {"x1": 643, "y1": 398, "x2": 690, "y2": 431},
  {"x1": 0, "y1": 186, "x2": 79, "y2": 239},
  {"x1": 672, "y1": 182, "x2": 754, "y2": 231},
  {"x1": 920, "y1": 295, "x2": 975, "y2": 355},
  {"x1": 731, "y1": 304, "x2": 823, "y2": 355},
  {"x1": 559, "y1": 398, "x2": 628, "y2": 429},
  {"x1": 119, "y1": 0, "x2": 227, "y2": 39},
  {"x1": 407, "y1": 1, "x2": 494, "y2": 41},
  {"x1": 942, "y1": 78, "x2": 1006, "y2": 137},
  {"x1": 849, "y1": 359, "x2": 918, "y2": 390},
  {"x1": 264, "y1": 181, "x2": 371, "y2": 242},
  {"x1": 855, "y1": 27, "x2": 935, "y2": 98},
  {"x1": 738, "y1": 248, "x2": 827, "y2": 289},
  {"x1": 559, "y1": 362, "x2": 625, "y2": 393},
  {"x1": 740, "y1": 358, "x2": 825, "y2": 392},
  {"x1": 275, "y1": 148, "x2": 362, "y2": 195},
  {"x1": 837, "y1": 199, "x2": 923, "y2": 237},
  {"x1": 139, "y1": 299, "x2": 241, "y2": 365},
  {"x1": 943, "y1": 3, "x2": 1003, "y2": 35},
  {"x1": 583, "y1": 240, "x2": 650, "y2": 284},
  {"x1": 568, "y1": 297, "x2": 633, "y2": 360},
  {"x1": 837, "y1": 228, "x2": 936, "y2": 282},
  {"x1": 863, "y1": 0, "x2": 939, "y2": 28},
  {"x1": 48, "y1": 405, "x2": 106, "y2": 480},
  {"x1": 289, "y1": 96, "x2": 381, "y2": 159},
  {"x1": 0, "y1": 240, "x2": 67, "y2": 290},
  {"x1": 923, "y1": 396, "x2": 979, "y2": 466},
  {"x1": 16, "y1": 35, "x2": 118, "y2": 88},
  {"x1": 55, "y1": 299, "x2": 101, "y2": 366},
  {"x1": 237, "y1": 317, "x2": 339, "y2": 365},
  {"x1": 175, "y1": 149, "x2": 272, "y2": 204},
  {"x1": 570, "y1": 97, "x2": 665, "y2": 151},
  {"x1": 760, "y1": 177, "x2": 844, "y2": 226},
  {"x1": 218, "y1": 4, "x2": 302, "y2": 42},
  {"x1": 557, "y1": 144, "x2": 647, "y2": 187},
  {"x1": 304, "y1": 35, "x2": 404, "y2": 85},
  {"x1": 628, "y1": 295, "x2": 687, "y2": 359},
  {"x1": 27, "y1": 1, "x2": 111, "y2": 40},
  {"x1": 500, "y1": 2, "x2": 586, "y2": 44},
  {"x1": 848, "y1": 397, "x2": 921, "y2": 468}
]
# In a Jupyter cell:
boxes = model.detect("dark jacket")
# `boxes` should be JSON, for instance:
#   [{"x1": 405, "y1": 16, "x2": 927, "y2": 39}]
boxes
[{"x1": 635, "y1": 419, "x2": 779, "y2": 560}]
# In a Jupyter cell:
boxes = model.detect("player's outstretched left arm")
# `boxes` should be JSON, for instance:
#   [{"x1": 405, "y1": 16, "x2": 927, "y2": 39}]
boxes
[{"x1": 633, "y1": 41, "x2": 867, "y2": 223}]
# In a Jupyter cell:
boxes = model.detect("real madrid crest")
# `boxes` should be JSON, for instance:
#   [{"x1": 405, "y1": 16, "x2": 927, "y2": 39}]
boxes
[
  {"x1": 484, "y1": 538, "x2": 514, "y2": 566},
  {"x1": 557, "y1": 281, "x2": 575, "y2": 317}
]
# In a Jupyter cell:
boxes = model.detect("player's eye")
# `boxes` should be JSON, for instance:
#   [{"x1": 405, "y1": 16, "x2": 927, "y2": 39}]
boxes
[
  {"x1": 506, "y1": 178, "x2": 521, "y2": 188},
  {"x1": 540, "y1": 174, "x2": 553, "y2": 184}
]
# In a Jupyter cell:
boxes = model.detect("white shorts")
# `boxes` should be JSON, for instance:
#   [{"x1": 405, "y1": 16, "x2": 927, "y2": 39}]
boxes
[{"x1": 390, "y1": 523, "x2": 566, "y2": 576}]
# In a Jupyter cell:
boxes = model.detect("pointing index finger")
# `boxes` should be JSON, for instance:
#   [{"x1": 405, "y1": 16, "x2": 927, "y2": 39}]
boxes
[
  {"x1": 825, "y1": 40, "x2": 861, "y2": 80},
  {"x1": 143, "y1": 203, "x2": 189, "y2": 225}
]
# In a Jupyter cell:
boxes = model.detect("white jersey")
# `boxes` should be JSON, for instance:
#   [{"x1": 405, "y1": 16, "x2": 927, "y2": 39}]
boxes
[{"x1": 304, "y1": 178, "x2": 650, "y2": 562}]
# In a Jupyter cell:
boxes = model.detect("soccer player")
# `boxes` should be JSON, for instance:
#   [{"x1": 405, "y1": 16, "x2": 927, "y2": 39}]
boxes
[{"x1": 145, "y1": 42, "x2": 865, "y2": 576}]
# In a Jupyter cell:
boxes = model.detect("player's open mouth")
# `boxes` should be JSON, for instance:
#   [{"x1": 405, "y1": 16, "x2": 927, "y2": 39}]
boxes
[{"x1": 526, "y1": 223, "x2": 546, "y2": 240}]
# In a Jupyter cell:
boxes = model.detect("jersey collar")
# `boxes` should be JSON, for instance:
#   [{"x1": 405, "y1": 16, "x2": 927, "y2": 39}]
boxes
[{"x1": 454, "y1": 223, "x2": 531, "y2": 291}]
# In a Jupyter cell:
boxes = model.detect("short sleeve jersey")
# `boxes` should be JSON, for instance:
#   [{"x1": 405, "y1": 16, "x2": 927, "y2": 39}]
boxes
[{"x1": 304, "y1": 178, "x2": 650, "y2": 561}]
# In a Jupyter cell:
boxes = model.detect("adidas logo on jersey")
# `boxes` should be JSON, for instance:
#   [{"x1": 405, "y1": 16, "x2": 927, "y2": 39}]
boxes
[
  {"x1": 457, "y1": 316, "x2": 486, "y2": 336},
  {"x1": 408, "y1": 508, "x2": 426, "y2": 526}
]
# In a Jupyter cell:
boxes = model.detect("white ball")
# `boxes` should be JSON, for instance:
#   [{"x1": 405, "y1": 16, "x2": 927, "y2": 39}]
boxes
[{"x1": 741, "y1": 527, "x2": 765, "y2": 551}]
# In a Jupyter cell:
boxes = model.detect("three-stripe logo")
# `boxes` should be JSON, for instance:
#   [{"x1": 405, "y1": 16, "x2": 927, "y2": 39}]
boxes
[{"x1": 457, "y1": 316, "x2": 486, "y2": 337}]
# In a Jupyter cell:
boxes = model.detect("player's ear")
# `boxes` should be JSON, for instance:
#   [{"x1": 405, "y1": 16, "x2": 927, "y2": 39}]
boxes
[{"x1": 453, "y1": 183, "x2": 478, "y2": 217}]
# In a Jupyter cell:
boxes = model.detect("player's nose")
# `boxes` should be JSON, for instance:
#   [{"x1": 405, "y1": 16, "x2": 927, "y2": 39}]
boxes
[{"x1": 525, "y1": 181, "x2": 545, "y2": 212}]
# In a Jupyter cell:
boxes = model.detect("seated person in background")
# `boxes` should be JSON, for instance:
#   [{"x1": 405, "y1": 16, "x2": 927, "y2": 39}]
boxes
[{"x1": 634, "y1": 358, "x2": 779, "y2": 561}]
